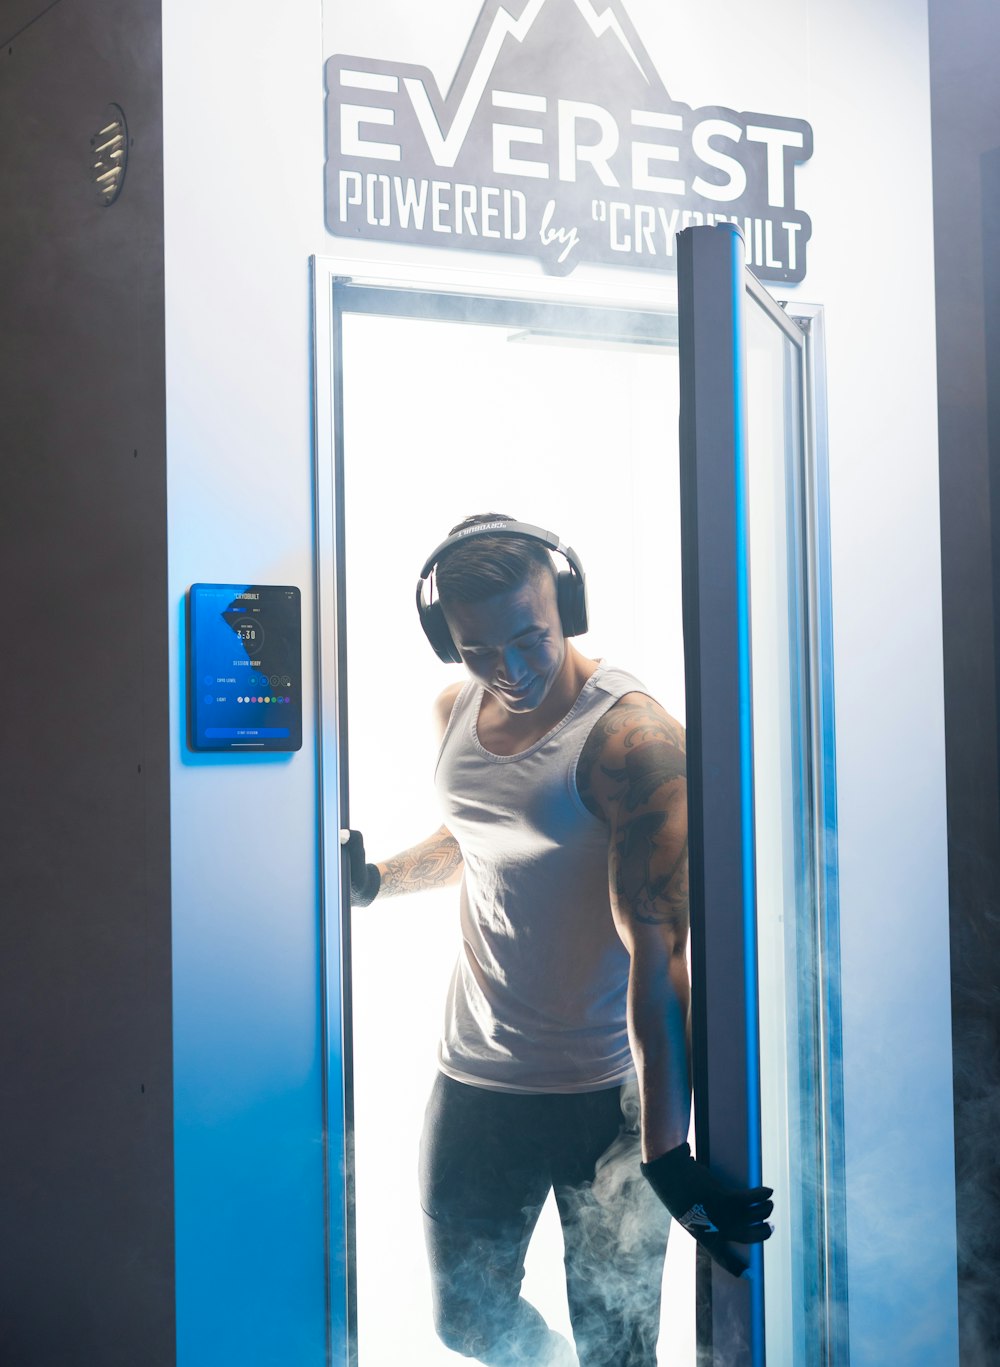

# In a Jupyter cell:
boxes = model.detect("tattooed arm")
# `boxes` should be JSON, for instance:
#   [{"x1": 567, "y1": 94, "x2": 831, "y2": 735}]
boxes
[
  {"x1": 375, "y1": 824, "x2": 464, "y2": 897},
  {"x1": 577, "y1": 692, "x2": 691, "y2": 1161}
]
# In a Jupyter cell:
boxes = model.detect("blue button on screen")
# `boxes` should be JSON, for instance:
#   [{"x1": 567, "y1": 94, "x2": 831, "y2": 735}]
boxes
[{"x1": 205, "y1": 727, "x2": 291, "y2": 739}]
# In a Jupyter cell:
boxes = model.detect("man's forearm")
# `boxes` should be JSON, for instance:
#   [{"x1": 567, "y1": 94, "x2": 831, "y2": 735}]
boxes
[
  {"x1": 628, "y1": 949, "x2": 692, "y2": 1161},
  {"x1": 376, "y1": 825, "x2": 464, "y2": 897}
]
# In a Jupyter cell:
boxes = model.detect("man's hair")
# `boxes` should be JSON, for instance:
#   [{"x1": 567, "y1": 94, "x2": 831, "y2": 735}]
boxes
[{"x1": 434, "y1": 512, "x2": 557, "y2": 607}]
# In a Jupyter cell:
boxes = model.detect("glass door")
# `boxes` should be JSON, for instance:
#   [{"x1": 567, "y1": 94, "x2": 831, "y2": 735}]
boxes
[{"x1": 676, "y1": 223, "x2": 845, "y2": 1367}]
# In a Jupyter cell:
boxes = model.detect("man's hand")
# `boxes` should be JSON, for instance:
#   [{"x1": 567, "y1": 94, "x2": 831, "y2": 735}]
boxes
[
  {"x1": 641, "y1": 1142, "x2": 774, "y2": 1277},
  {"x1": 346, "y1": 829, "x2": 381, "y2": 907}
]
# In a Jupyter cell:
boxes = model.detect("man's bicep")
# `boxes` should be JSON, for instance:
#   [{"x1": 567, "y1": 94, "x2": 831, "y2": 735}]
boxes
[
  {"x1": 609, "y1": 785, "x2": 690, "y2": 954},
  {"x1": 577, "y1": 692, "x2": 689, "y2": 952}
]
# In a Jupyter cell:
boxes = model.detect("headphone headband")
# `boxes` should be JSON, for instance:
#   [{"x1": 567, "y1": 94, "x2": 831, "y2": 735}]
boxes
[{"x1": 417, "y1": 520, "x2": 583, "y2": 582}]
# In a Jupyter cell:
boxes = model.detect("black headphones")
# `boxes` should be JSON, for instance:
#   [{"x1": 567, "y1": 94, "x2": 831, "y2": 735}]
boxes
[{"x1": 415, "y1": 520, "x2": 589, "y2": 664}]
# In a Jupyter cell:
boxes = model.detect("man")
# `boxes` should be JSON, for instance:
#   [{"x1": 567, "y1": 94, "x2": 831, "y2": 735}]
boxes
[{"x1": 349, "y1": 514, "x2": 772, "y2": 1367}]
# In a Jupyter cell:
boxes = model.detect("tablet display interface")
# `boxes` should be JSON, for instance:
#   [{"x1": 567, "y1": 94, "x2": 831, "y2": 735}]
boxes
[{"x1": 188, "y1": 583, "x2": 302, "y2": 752}]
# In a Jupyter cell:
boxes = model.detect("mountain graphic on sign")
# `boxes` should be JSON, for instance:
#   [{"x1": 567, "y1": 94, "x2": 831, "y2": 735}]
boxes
[
  {"x1": 442, "y1": 0, "x2": 656, "y2": 98},
  {"x1": 411, "y1": 0, "x2": 666, "y2": 168},
  {"x1": 398, "y1": 0, "x2": 669, "y2": 189}
]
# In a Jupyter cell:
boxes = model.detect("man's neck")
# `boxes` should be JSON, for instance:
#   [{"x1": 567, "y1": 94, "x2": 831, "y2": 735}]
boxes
[{"x1": 479, "y1": 646, "x2": 600, "y2": 747}]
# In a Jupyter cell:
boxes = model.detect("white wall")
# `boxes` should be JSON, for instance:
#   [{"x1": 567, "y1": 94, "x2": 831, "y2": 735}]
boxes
[
  {"x1": 162, "y1": 3, "x2": 328, "y2": 1363},
  {"x1": 163, "y1": 0, "x2": 957, "y2": 1363}
]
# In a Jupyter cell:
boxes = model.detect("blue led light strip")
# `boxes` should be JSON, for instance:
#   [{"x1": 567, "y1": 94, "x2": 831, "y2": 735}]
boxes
[{"x1": 728, "y1": 226, "x2": 766, "y2": 1363}]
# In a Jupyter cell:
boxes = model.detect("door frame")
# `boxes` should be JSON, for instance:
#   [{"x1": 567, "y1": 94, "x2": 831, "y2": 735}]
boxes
[{"x1": 310, "y1": 252, "x2": 843, "y2": 1367}]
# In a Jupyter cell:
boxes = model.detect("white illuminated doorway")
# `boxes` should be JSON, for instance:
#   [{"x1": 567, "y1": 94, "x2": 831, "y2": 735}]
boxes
[
  {"x1": 313, "y1": 248, "x2": 844, "y2": 1367},
  {"x1": 333, "y1": 286, "x2": 690, "y2": 1366}
]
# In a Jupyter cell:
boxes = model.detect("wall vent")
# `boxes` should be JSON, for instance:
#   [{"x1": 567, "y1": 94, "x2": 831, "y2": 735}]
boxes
[{"x1": 91, "y1": 104, "x2": 127, "y2": 205}]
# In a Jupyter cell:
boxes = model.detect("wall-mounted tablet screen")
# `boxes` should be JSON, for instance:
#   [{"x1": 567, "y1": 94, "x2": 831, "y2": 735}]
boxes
[{"x1": 188, "y1": 583, "x2": 302, "y2": 752}]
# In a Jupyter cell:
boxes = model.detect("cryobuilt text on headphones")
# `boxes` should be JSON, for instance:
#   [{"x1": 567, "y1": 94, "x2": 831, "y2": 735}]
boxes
[{"x1": 324, "y1": 0, "x2": 813, "y2": 282}]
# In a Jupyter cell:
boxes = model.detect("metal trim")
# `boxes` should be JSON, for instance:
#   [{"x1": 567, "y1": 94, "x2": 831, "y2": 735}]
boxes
[
  {"x1": 745, "y1": 271, "x2": 807, "y2": 349},
  {"x1": 311, "y1": 260, "x2": 354, "y2": 1367},
  {"x1": 331, "y1": 281, "x2": 678, "y2": 344},
  {"x1": 786, "y1": 301, "x2": 850, "y2": 1367}
]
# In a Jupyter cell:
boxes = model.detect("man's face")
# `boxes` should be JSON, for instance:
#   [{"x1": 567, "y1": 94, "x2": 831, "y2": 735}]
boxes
[{"x1": 443, "y1": 569, "x2": 566, "y2": 714}]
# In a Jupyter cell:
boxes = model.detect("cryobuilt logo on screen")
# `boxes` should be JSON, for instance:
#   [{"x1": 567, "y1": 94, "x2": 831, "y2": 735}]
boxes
[{"x1": 324, "y1": 0, "x2": 813, "y2": 281}]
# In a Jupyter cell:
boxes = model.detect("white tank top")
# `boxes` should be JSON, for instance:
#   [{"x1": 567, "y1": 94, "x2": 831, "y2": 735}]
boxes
[{"x1": 433, "y1": 661, "x2": 648, "y2": 1094}]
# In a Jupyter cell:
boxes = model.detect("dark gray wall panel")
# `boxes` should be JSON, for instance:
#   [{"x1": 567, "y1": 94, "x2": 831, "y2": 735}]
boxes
[
  {"x1": 929, "y1": 0, "x2": 1000, "y2": 1361},
  {"x1": 0, "y1": 1, "x2": 63, "y2": 49},
  {"x1": 0, "y1": 0, "x2": 173, "y2": 1362}
]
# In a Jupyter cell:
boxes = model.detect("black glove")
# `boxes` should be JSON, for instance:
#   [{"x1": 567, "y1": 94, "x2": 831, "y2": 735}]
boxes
[
  {"x1": 346, "y1": 829, "x2": 381, "y2": 907},
  {"x1": 641, "y1": 1142, "x2": 773, "y2": 1278}
]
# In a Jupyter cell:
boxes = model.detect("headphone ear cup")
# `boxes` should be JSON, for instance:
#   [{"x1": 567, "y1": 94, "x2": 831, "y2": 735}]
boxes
[
  {"x1": 420, "y1": 599, "x2": 462, "y2": 664},
  {"x1": 557, "y1": 570, "x2": 588, "y2": 638}
]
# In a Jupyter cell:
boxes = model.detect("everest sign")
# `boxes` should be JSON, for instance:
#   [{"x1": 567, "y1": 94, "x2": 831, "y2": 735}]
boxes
[{"x1": 325, "y1": 0, "x2": 813, "y2": 282}]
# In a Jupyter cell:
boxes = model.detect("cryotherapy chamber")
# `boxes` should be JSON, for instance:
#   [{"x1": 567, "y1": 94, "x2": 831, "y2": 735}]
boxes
[{"x1": 312, "y1": 224, "x2": 843, "y2": 1367}]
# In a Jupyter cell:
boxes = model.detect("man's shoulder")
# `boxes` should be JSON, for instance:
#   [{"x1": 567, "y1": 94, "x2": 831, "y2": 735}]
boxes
[
  {"x1": 433, "y1": 681, "x2": 465, "y2": 741},
  {"x1": 587, "y1": 691, "x2": 685, "y2": 757},
  {"x1": 577, "y1": 691, "x2": 686, "y2": 820}
]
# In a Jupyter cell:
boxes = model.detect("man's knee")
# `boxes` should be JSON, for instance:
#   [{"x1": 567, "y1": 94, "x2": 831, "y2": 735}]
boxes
[
  {"x1": 432, "y1": 1292, "x2": 572, "y2": 1366},
  {"x1": 428, "y1": 1251, "x2": 517, "y2": 1357},
  {"x1": 430, "y1": 1292, "x2": 500, "y2": 1358},
  {"x1": 433, "y1": 1317, "x2": 481, "y2": 1358}
]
